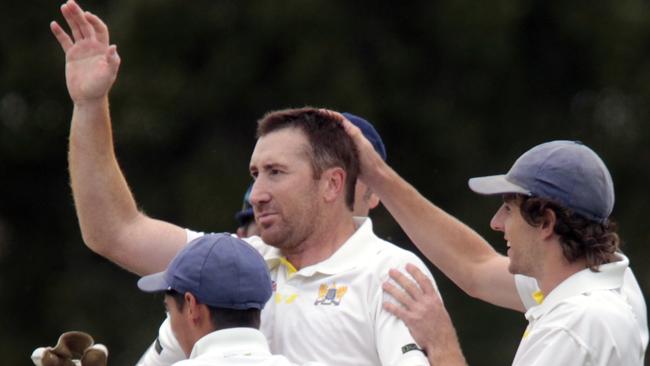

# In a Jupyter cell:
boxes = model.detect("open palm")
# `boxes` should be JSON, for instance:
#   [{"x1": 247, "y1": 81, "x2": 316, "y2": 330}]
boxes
[{"x1": 51, "y1": 1, "x2": 120, "y2": 104}]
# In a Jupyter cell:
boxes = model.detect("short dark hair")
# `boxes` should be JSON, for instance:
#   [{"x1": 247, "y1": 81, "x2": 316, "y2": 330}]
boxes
[
  {"x1": 166, "y1": 290, "x2": 261, "y2": 330},
  {"x1": 256, "y1": 107, "x2": 359, "y2": 211},
  {"x1": 506, "y1": 194, "x2": 620, "y2": 271}
]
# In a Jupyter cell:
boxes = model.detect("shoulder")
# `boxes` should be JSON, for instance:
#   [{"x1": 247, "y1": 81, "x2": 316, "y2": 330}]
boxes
[
  {"x1": 544, "y1": 290, "x2": 639, "y2": 334},
  {"x1": 368, "y1": 237, "x2": 429, "y2": 271}
]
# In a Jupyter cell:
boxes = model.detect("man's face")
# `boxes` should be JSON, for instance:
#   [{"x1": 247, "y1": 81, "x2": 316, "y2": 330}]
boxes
[
  {"x1": 164, "y1": 294, "x2": 193, "y2": 357},
  {"x1": 490, "y1": 196, "x2": 543, "y2": 277},
  {"x1": 249, "y1": 128, "x2": 322, "y2": 252}
]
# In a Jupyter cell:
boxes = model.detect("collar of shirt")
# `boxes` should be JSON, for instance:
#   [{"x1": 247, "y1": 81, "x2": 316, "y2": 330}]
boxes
[
  {"x1": 189, "y1": 328, "x2": 272, "y2": 360},
  {"x1": 264, "y1": 217, "x2": 377, "y2": 277},
  {"x1": 525, "y1": 254, "x2": 629, "y2": 322}
]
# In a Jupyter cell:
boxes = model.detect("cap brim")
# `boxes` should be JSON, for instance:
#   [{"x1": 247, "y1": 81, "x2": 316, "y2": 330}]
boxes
[
  {"x1": 468, "y1": 174, "x2": 531, "y2": 196},
  {"x1": 137, "y1": 271, "x2": 170, "y2": 293}
]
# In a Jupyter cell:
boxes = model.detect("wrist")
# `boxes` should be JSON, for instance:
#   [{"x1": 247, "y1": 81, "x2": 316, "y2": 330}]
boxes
[{"x1": 73, "y1": 96, "x2": 109, "y2": 110}]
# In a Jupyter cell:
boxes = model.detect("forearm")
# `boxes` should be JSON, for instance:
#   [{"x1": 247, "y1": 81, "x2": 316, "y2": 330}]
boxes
[
  {"x1": 370, "y1": 164, "x2": 492, "y2": 286},
  {"x1": 69, "y1": 99, "x2": 139, "y2": 255},
  {"x1": 368, "y1": 163, "x2": 522, "y2": 309},
  {"x1": 426, "y1": 343, "x2": 467, "y2": 366},
  {"x1": 421, "y1": 305, "x2": 467, "y2": 366},
  {"x1": 55, "y1": 1, "x2": 187, "y2": 275}
]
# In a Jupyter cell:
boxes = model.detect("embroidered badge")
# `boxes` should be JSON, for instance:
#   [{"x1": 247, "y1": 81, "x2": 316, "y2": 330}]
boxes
[
  {"x1": 401, "y1": 343, "x2": 423, "y2": 355},
  {"x1": 314, "y1": 283, "x2": 348, "y2": 306}
]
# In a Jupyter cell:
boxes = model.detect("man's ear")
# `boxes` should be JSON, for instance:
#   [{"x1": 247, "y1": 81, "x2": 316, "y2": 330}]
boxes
[
  {"x1": 321, "y1": 167, "x2": 346, "y2": 204},
  {"x1": 366, "y1": 191, "x2": 380, "y2": 210},
  {"x1": 184, "y1": 293, "x2": 201, "y2": 322},
  {"x1": 184, "y1": 292, "x2": 213, "y2": 327},
  {"x1": 540, "y1": 208, "x2": 557, "y2": 240}
]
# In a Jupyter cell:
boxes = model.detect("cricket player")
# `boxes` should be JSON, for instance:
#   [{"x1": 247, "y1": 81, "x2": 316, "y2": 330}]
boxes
[
  {"x1": 138, "y1": 233, "x2": 324, "y2": 366},
  {"x1": 51, "y1": 2, "x2": 435, "y2": 365},
  {"x1": 341, "y1": 113, "x2": 648, "y2": 366}
]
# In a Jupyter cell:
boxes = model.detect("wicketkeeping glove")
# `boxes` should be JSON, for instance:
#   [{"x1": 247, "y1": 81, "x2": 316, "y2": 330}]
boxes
[{"x1": 31, "y1": 331, "x2": 108, "y2": 366}]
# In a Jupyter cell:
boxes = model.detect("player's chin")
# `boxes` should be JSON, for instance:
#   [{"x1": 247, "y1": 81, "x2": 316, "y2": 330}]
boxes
[{"x1": 259, "y1": 226, "x2": 285, "y2": 248}]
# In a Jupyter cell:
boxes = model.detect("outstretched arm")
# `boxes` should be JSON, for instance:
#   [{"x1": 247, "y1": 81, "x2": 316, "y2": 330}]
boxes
[
  {"x1": 384, "y1": 264, "x2": 467, "y2": 366},
  {"x1": 335, "y1": 112, "x2": 523, "y2": 311},
  {"x1": 52, "y1": 0, "x2": 186, "y2": 275}
]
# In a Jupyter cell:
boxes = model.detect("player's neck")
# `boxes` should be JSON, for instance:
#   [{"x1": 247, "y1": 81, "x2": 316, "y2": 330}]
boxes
[
  {"x1": 284, "y1": 210, "x2": 356, "y2": 270},
  {"x1": 536, "y1": 256, "x2": 587, "y2": 296}
]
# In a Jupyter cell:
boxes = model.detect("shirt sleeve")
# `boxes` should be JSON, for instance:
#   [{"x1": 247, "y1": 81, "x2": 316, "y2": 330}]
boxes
[
  {"x1": 136, "y1": 316, "x2": 186, "y2": 366},
  {"x1": 374, "y1": 253, "x2": 432, "y2": 366}
]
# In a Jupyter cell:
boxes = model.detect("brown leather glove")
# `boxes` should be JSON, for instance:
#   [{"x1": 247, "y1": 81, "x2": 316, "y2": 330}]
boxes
[{"x1": 31, "y1": 331, "x2": 108, "y2": 366}]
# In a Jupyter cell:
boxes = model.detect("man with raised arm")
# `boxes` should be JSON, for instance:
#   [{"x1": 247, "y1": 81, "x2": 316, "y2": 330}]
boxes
[
  {"x1": 340, "y1": 113, "x2": 648, "y2": 365},
  {"x1": 51, "y1": 2, "x2": 435, "y2": 365}
]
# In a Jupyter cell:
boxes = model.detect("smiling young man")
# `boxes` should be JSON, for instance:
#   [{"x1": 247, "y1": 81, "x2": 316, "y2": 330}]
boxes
[
  {"x1": 340, "y1": 114, "x2": 648, "y2": 365},
  {"x1": 51, "y1": 2, "x2": 434, "y2": 365}
]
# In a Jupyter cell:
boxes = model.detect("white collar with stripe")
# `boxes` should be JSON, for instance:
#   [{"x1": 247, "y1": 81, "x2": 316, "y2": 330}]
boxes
[{"x1": 263, "y1": 217, "x2": 377, "y2": 277}]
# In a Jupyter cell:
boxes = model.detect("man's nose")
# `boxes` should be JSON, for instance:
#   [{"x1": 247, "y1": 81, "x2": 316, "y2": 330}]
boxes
[
  {"x1": 249, "y1": 179, "x2": 269, "y2": 207},
  {"x1": 490, "y1": 205, "x2": 505, "y2": 232}
]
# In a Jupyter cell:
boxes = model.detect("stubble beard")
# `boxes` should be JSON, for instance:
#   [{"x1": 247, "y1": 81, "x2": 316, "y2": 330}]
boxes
[
  {"x1": 260, "y1": 212, "x2": 313, "y2": 256},
  {"x1": 261, "y1": 204, "x2": 320, "y2": 257}
]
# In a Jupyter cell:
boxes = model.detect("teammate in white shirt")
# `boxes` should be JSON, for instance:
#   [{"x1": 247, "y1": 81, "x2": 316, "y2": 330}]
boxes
[
  {"x1": 137, "y1": 233, "x2": 322, "y2": 366},
  {"x1": 51, "y1": 2, "x2": 436, "y2": 365},
  {"x1": 340, "y1": 115, "x2": 648, "y2": 366}
]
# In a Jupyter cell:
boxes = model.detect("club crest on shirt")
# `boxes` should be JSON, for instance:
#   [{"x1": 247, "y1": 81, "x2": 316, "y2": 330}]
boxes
[{"x1": 314, "y1": 283, "x2": 348, "y2": 306}]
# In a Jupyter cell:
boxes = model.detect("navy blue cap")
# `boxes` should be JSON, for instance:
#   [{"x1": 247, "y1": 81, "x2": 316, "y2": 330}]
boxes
[
  {"x1": 342, "y1": 112, "x2": 387, "y2": 161},
  {"x1": 137, "y1": 233, "x2": 272, "y2": 310},
  {"x1": 235, "y1": 184, "x2": 254, "y2": 226},
  {"x1": 468, "y1": 140, "x2": 614, "y2": 223}
]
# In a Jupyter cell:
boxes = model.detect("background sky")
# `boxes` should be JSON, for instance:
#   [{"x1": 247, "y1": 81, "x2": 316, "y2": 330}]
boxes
[{"x1": 1, "y1": 0, "x2": 649, "y2": 364}]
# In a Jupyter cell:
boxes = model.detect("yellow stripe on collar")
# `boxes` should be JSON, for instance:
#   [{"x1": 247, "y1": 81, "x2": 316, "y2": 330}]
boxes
[
  {"x1": 532, "y1": 290, "x2": 545, "y2": 304},
  {"x1": 279, "y1": 257, "x2": 298, "y2": 276}
]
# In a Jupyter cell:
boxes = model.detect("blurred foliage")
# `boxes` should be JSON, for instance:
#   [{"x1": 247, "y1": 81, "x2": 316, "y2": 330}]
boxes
[{"x1": 1, "y1": 0, "x2": 649, "y2": 364}]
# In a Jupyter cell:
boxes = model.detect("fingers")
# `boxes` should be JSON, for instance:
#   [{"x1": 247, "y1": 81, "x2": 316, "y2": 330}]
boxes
[
  {"x1": 405, "y1": 263, "x2": 436, "y2": 296},
  {"x1": 319, "y1": 108, "x2": 363, "y2": 138},
  {"x1": 383, "y1": 280, "x2": 416, "y2": 310},
  {"x1": 50, "y1": 21, "x2": 73, "y2": 52},
  {"x1": 106, "y1": 45, "x2": 121, "y2": 70},
  {"x1": 60, "y1": 2, "x2": 82, "y2": 41},
  {"x1": 61, "y1": 0, "x2": 95, "y2": 41},
  {"x1": 85, "y1": 11, "x2": 109, "y2": 44},
  {"x1": 388, "y1": 267, "x2": 425, "y2": 301},
  {"x1": 383, "y1": 301, "x2": 410, "y2": 323}
]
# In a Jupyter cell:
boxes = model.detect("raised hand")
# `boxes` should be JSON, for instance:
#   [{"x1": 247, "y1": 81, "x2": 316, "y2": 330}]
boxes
[
  {"x1": 319, "y1": 109, "x2": 386, "y2": 186},
  {"x1": 51, "y1": 0, "x2": 120, "y2": 105}
]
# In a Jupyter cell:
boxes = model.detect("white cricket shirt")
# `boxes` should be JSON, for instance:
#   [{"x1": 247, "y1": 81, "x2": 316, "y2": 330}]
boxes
[
  {"x1": 513, "y1": 254, "x2": 647, "y2": 365},
  {"x1": 171, "y1": 328, "x2": 323, "y2": 366},
  {"x1": 138, "y1": 218, "x2": 432, "y2": 366},
  {"x1": 249, "y1": 218, "x2": 432, "y2": 366}
]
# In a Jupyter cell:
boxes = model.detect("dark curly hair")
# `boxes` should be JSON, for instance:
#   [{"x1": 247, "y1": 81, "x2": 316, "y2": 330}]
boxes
[{"x1": 507, "y1": 194, "x2": 620, "y2": 271}]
